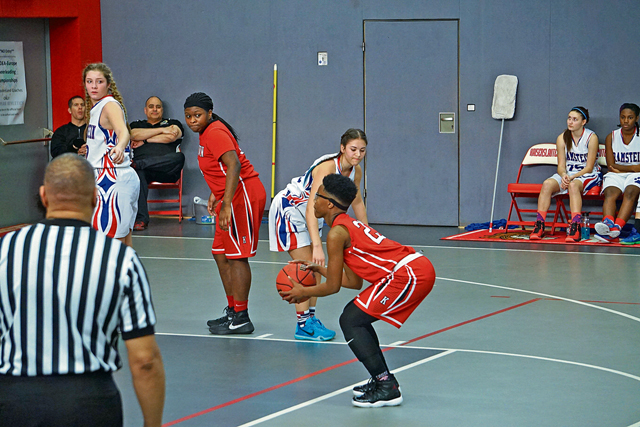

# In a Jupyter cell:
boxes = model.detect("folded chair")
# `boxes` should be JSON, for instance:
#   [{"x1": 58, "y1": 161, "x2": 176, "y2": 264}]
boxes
[{"x1": 506, "y1": 143, "x2": 568, "y2": 233}]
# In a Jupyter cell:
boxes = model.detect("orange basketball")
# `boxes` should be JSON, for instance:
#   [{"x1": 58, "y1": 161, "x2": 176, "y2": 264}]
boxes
[{"x1": 276, "y1": 263, "x2": 315, "y2": 302}]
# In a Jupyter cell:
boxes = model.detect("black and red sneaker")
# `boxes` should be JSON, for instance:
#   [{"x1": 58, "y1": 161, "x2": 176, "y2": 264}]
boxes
[
  {"x1": 352, "y1": 374, "x2": 403, "y2": 408},
  {"x1": 529, "y1": 220, "x2": 545, "y2": 240},
  {"x1": 565, "y1": 222, "x2": 581, "y2": 243}
]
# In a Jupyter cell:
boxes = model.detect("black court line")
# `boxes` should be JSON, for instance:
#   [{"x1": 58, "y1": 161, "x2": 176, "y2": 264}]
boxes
[{"x1": 159, "y1": 298, "x2": 540, "y2": 426}]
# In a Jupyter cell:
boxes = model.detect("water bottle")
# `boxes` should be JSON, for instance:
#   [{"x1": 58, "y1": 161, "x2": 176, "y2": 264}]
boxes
[{"x1": 581, "y1": 212, "x2": 590, "y2": 240}]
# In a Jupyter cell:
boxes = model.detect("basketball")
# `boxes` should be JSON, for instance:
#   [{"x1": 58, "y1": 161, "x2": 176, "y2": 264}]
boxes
[{"x1": 276, "y1": 263, "x2": 315, "y2": 302}]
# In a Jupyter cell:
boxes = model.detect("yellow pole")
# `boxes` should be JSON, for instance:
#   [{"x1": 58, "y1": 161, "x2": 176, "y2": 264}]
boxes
[{"x1": 271, "y1": 64, "x2": 278, "y2": 198}]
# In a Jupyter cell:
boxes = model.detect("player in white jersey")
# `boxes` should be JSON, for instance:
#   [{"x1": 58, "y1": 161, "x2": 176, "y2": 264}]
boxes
[
  {"x1": 83, "y1": 63, "x2": 139, "y2": 247},
  {"x1": 594, "y1": 103, "x2": 640, "y2": 243},
  {"x1": 530, "y1": 107, "x2": 600, "y2": 242},
  {"x1": 269, "y1": 129, "x2": 368, "y2": 341}
]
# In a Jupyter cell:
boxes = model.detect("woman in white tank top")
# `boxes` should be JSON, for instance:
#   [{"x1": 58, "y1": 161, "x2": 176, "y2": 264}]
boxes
[
  {"x1": 530, "y1": 106, "x2": 600, "y2": 242},
  {"x1": 594, "y1": 103, "x2": 640, "y2": 243},
  {"x1": 268, "y1": 129, "x2": 368, "y2": 341},
  {"x1": 82, "y1": 63, "x2": 138, "y2": 247}
]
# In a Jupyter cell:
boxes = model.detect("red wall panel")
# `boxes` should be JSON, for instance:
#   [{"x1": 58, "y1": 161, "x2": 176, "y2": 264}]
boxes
[{"x1": 0, "y1": 0, "x2": 102, "y2": 128}]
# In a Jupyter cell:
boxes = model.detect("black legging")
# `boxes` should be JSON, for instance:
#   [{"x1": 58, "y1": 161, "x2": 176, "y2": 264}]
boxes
[{"x1": 340, "y1": 300, "x2": 390, "y2": 378}]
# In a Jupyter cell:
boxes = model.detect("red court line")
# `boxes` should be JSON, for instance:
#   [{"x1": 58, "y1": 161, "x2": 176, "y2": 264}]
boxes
[
  {"x1": 162, "y1": 358, "x2": 360, "y2": 426},
  {"x1": 401, "y1": 298, "x2": 541, "y2": 346},
  {"x1": 162, "y1": 298, "x2": 540, "y2": 426}
]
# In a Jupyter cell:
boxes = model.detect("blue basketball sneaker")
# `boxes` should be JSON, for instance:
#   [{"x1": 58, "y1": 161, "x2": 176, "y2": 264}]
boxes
[
  {"x1": 294, "y1": 317, "x2": 336, "y2": 341},
  {"x1": 621, "y1": 227, "x2": 640, "y2": 245},
  {"x1": 309, "y1": 316, "x2": 336, "y2": 340}
]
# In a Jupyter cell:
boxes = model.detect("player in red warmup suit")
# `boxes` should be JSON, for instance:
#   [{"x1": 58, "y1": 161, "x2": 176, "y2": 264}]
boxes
[{"x1": 281, "y1": 173, "x2": 435, "y2": 407}]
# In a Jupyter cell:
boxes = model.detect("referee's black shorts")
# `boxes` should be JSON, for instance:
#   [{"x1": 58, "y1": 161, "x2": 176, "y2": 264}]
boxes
[{"x1": 0, "y1": 371, "x2": 123, "y2": 426}]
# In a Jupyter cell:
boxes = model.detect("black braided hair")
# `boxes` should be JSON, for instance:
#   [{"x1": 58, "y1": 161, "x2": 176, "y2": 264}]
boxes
[
  {"x1": 620, "y1": 103, "x2": 640, "y2": 136},
  {"x1": 184, "y1": 92, "x2": 239, "y2": 140}
]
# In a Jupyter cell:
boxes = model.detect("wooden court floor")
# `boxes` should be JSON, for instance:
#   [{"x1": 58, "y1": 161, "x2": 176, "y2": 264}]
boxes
[{"x1": 114, "y1": 219, "x2": 640, "y2": 427}]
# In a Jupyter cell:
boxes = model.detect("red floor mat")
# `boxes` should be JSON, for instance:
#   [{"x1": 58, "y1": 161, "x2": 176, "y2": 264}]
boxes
[{"x1": 441, "y1": 228, "x2": 637, "y2": 247}]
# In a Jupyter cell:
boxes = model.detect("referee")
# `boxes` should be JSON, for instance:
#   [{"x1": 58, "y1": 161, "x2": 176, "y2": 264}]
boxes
[{"x1": 0, "y1": 154, "x2": 165, "y2": 426}]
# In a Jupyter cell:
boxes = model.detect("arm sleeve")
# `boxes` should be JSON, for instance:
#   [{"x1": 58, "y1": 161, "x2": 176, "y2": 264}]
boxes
[{"x1": 119, "y1": 249, "x2": 157, "y2": 340}]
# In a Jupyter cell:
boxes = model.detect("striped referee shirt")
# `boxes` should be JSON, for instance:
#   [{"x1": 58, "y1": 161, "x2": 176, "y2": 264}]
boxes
[{"x1": 0, "y1": 219, "x2": 156, "y2": 376}]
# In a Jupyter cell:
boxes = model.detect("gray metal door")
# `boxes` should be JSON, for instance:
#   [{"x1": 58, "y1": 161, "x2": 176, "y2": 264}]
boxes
[
  {"x1": 364, "y1": 20, "x2": 459, "y2": 226},
  {"x1": 0, "y1": 19, "x2": 51, "y2": 226}
]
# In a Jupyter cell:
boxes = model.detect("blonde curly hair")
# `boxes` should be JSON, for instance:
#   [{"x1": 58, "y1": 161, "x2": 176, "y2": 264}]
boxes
[{"x1": 82, "y1": 63, "x2": 129, "y2": 130}]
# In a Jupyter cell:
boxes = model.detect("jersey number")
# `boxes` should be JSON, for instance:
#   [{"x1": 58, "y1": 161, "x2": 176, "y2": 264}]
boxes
[{"x1": 352, "y1": 220, "x2": 385, "y2": 244}]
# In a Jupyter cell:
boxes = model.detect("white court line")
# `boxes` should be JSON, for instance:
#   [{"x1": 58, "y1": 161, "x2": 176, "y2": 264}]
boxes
[
  {"x1": 255, "y1": 334, "x2": 273, "y2": 339},
  {"x1": 237, "y1": 344, "x2": 640, "y2": 426},
  {"x1": 154, "y1": 332, "x2": 347, "y2": 346},
  {"x1": 439, "y1": 276, "x2": 640, "y2": 323},
  {"x1": 237, "y1": 350, "x2": 456, "y2": 427},
  {"x1": 133, "y1": 235, "x2": 640, "y2": 257},
  {"x1": 138, "y1": 256, "x2": 287, "y2": 265},
  {"x1": 414, "y1": 244, "x2": 640, "y2": 257},
  {"x1": 156, "y1": 332, "x2": 640, "y2": 383},
  {"x1": 388, "y1": 340, "x2": 406, "y2": 346}
]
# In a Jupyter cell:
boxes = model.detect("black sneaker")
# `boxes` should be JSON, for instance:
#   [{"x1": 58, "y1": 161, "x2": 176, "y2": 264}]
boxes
[
  {"x1": 207, "y1": 306, "x2": 235, "y2": 327},
  {"x1": 209, "y1": 309, "x2": 254, "y2": 335},
  {"x1": 353, "y1": 378, "x2": 376, "y2": 397},
  {"x1": 529, "y1": 220, "x2": 545, "y2": 240},
  {"x1": 565, "y1": 222, "x2": 581, "y2": 243},
  {"x1": 352, "y1": 374, "x2": 403, "y2": 408}
]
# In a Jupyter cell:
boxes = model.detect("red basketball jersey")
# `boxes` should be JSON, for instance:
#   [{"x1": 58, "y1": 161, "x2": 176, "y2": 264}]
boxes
[
  {"x1": 197, "y1": 121, "x2": 260, "y2": 199},
  {"x1": 332, "y1": 213, "x2": 416, "y2": 284}
]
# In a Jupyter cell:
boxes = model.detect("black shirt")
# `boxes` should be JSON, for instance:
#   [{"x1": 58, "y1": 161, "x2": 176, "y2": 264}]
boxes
[
  {"x1": 50, "y1": 122, "x2": 86, "y2": 158},
  {"x1": 130, "y1": 118, "x2": 184, "y2": 160}
]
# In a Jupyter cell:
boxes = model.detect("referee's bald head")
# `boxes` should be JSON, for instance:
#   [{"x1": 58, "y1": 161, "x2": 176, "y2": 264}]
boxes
[{"x1": 41, "y1": 154, "x2": 96, "y2": 214}]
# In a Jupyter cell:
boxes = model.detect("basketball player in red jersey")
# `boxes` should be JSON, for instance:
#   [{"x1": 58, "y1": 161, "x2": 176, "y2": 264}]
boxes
[
  {"x1": 184, "y1": 92, "x2": 267, "y2": 334},
  {"x1": 281, "y1": 173, "x2": 435, "y2": 407}
]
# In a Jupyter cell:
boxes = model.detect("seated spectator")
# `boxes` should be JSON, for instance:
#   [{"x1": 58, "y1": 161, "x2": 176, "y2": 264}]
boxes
[
  {"x1": 50, "y1": 96, "x2": 87, "y2": 158},
  {"x1": 130, "y1": 96, "x2": 185, "y2": 230},
  {"x1": 529, "y1": 106, "x2": 600, "y2": 242},
  {"x1": 595, "y1": 103, "x2": 640, "y2": 243}
]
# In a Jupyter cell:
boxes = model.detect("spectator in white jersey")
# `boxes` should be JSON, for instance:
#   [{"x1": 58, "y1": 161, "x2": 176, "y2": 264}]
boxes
[
  {"x1": 529, "y1": 106, "x2": 601, "y2": 242},
  {"x1": 595, "y1": 103, "x2": 640, "y2": 243},
  {"x1": 0, "y1": 154, "x2": 165, "y2": 427}
]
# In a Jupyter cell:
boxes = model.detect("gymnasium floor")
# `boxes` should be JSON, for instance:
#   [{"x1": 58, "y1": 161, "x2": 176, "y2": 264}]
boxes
[{"x1": 114, "y1": 218, "x2": 640, "y2": 427}]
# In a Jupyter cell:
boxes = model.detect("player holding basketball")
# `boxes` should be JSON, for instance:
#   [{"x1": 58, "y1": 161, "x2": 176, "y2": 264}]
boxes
[
  {"x1": 595, "y1": 103, "x2": 640, "y2": 243},
  {"x1": 269, "y1": 129, "x2": 368, "y2": 341},
  {"x1": 281, "y1": 174, "x2": 435, "y2": 407},
  {"x1": 530, "y1": 106, "x2": 600, "y2": 242},
  {"x1": 184, "y1": 92, "x2": 267, "y2": 334},
  {"x1": 83, "y1": 63, "x2": 139, "y2": 247}
]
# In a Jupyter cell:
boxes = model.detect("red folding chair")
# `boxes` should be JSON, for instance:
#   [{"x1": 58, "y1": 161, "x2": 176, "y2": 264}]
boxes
[
  {"x1": 506, "y1": 143, "x2": 568, "y2": 233},
  {"x1": 147, "y1": 169, "x2": 183, "y2": 222}
]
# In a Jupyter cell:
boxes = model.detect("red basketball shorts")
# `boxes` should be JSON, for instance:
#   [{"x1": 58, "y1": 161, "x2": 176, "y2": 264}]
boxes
[
  {"x1": 354, "y1": 254, "x2": 435, "y2": 328},
  {"x1": 211, "y1": 178, "x2": 266, "y2": 259}
]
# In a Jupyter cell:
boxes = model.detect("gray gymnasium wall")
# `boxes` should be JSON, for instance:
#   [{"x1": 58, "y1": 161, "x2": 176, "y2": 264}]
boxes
[
  {"x1": 0, "y1": 19, "x2": 50, "y2": 227},
  {"x1": 99, "y1": 0, "x2": 640, "y2": 227}
]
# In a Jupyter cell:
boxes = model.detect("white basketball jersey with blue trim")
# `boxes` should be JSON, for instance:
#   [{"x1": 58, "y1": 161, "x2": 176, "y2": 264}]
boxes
[
  {"x1": 85, "y1": 96, "x2": 131, "y2": 168},
  {"x1": 282, "y1": 153, "x2": 355, "y2": 207},
  {"x1": 611, "y1": 128, "x2": 640, "y2": 166},
  {"x1": 565, "y1": 128, "x2": 600, "y2": 174}
]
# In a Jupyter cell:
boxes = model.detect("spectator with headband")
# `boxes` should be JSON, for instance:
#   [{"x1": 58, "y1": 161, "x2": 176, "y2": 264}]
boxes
[{"x1": 530, "y1": 106, "x2": 600, "y2": 242}]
